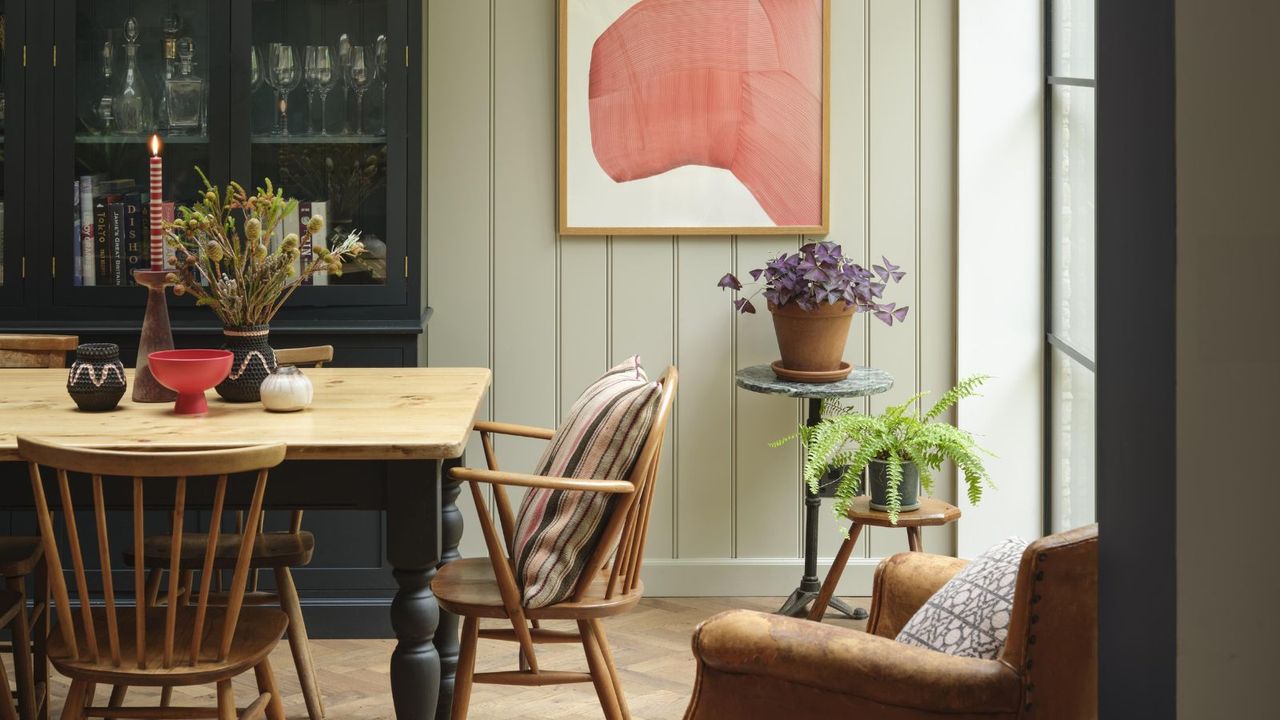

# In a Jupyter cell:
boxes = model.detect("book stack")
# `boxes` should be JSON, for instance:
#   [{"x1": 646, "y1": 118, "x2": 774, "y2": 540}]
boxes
[
  {"x1": 279, "y1": 201, "x2": 328, "y2": 286},
  {"x1": 75, "y1": 176, "x2": 174, "y2": 287}
]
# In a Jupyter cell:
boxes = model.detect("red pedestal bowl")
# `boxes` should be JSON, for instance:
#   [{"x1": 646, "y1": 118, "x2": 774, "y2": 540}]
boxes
[{"x1": 148, "y1": 350, "x2": 234, "y2": 415}]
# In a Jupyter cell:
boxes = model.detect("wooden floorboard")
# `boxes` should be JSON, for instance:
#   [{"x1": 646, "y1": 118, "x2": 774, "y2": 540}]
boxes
[{"x1": 12, "y1": 596, "x2": 869, "y2": 719}]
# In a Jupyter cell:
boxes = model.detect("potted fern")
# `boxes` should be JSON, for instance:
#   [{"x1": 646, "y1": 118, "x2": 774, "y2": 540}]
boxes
[{"x1": 777, "y1": 375, "x2": 994, "y2": 523}]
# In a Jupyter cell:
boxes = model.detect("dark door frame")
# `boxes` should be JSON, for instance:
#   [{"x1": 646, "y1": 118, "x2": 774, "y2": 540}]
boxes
[{"x1": 1096, "y1": 1, "x2": 1177, "y2": 716}]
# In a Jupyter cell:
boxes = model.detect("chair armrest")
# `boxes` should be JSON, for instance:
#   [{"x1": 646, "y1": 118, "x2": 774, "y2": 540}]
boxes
[
  {"x1": 449, "y1": 467, "x2": 635, "y2": 494},
  {"x1": 686, "y1": 610, "x2": 1021, "y2": 718},
  {"x1": 475, "y1": 420, "x2": 556, "y2": 440},
  {"x1": 867, "y1": 551, "x2": 969, "y2": 638}
]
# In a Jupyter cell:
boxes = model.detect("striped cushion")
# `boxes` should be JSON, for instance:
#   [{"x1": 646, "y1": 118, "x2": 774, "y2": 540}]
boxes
[{"x1": 512, "y1": 357, "x2": 661, "y2": 608}]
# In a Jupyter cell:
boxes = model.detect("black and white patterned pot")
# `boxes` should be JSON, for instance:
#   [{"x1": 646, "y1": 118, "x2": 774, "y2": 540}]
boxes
[
  {"x1": 215, "y1": 325, "x2": 278, "y2": 403},
  {"x1": 67, "y1": 343, "x2": 127, "y2": 412}
]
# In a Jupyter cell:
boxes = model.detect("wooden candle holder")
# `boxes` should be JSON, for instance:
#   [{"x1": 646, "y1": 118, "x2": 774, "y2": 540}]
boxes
[{"x1": 132, "y1": 269, "x2": 178, "y2": 403}]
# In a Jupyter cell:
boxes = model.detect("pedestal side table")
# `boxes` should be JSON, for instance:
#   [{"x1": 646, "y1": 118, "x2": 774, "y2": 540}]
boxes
[{"x1": 735, "y1": 363, "x2": 894, "y2": 619}]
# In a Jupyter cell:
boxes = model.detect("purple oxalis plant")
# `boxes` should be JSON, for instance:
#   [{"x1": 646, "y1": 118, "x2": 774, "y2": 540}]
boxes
[{"x1": 717, "y1": 241, "x2": 910, "y2": 326}]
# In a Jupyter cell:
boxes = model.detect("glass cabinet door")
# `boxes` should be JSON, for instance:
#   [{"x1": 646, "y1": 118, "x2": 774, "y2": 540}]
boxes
[
  {"x1": 52, "y1": 0, "x2": 226, "y2": 303},
  {"x1": 0, "y1": 0, "x2": 24, "y2": 305},
  {"x1": 236, "y1": 0, "x2": 407, "y2": 304}
]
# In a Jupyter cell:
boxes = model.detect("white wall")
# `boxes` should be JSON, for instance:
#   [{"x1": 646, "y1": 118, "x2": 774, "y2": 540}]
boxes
[
  {"x1": 956, "y1": 0, "x2": 1044, "y2": 556},
  {"x1": 426, "y1": 0, "x2": 960, "y2": 595},
  {"x1": 1176, "y1": 1, "x2": 1280, "y2": 714}
]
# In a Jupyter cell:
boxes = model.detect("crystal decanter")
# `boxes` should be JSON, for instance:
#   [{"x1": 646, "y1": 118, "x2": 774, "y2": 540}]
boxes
[
  {"x1": 164, "y1": 37, "x2": 205, "y2": 134},
  {"x1": 113, "y1": 18, "x2": 153, "y2": 134}
]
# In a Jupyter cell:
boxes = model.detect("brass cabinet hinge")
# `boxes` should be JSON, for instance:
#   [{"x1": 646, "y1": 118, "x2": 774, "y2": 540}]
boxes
[
  {"x1": 404, "y1": 257, "x2": 409, "y2": 278},
  {"x1": 405, "y1": 47, "x2": 410, "y2": 67},
  {"x1": 52, "y1": 45, "x2": 57, "y2": 67},
  {"x1": 22, "y1": 46, "x2": 26, "y2": 67},
  {"x1": 20, "y1": 257, "x2": 26, "y2": 279},
  {"x1": 51, "y1": 257, "x2": 56, "y2": 278}
]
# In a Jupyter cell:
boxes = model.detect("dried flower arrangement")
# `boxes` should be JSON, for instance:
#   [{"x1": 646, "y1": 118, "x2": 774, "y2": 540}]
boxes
[{"x1": 164, "y1": 168, "x2": 367, "y2": 327}]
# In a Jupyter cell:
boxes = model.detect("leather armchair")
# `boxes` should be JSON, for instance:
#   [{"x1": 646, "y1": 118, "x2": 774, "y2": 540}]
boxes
[{"x1": 684, "y1": 525, "x2": 1097, "y2": 719}]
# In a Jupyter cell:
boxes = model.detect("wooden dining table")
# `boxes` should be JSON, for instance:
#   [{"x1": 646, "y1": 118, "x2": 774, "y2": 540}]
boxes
[{"x1": 0, "y1": 366, "x2": 491, "y2": 720}]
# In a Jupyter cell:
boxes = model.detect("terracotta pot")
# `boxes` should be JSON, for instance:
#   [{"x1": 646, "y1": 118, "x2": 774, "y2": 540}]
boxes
[{"x1": 769, "y1": 301, "x2": 855, "y2": 372}]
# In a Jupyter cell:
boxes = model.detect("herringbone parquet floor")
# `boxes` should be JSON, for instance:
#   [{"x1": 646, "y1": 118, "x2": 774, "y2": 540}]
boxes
[{"x1": 18, "y1": 596, "x2": 869, "y2": 719}]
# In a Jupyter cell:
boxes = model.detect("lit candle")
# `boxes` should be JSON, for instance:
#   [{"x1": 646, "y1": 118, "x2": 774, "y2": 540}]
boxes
[{"x1": 149, "y1": 134, "x2": 164, "y2": 270}]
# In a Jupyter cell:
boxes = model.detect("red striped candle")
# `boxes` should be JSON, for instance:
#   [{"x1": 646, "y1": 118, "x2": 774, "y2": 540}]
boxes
[{"x1": 149, "y1": 134, "x2": 164, "y2": 270}]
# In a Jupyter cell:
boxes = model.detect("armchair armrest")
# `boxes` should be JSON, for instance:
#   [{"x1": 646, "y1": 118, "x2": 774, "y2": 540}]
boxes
[
  {"x1": 474, "y1": 420, "x2": 556, "y2": 440},
  {"x1": 867, "y1": 551, "x2": 969, "y2": 638},
  {"x1": 449, "y1": 467, "x2": 635, "y2": 494},
  {"x1": 685, "y1": 610, "x2": 1021, "y2": 719}
]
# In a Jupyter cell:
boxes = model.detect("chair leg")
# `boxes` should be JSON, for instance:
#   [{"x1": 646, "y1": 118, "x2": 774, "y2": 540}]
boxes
[
  {"x1": 589, "y1": 620, "x2": 631, "y2": 720},
  {"x1": 145, "y1": 569, "x2": 163, "y2": 606},
  {"x1": 180, "y1": 570, "x2": 195, "y2": 607},
  {"x1": 0, "y1": 646, "x2": 19, "y2": 720},
  {"x1": 57, "y1": 682, "x2": 87, "y2": 720},
  {"x1": 32, "y1": 559, "x2": 49, "y2": 720},
  {"x1": 107, "y1": 687, "x2": 128, "y2": 708},
  {"x1": 274, "y1": 567, "x2": 325, "y2": 720},
  {"x1": 159, "y1": 687, "x2": 173, "y2": 708},
  {"x1": 254, "y1": 660, "x2": 287, "y2": 720},
  {"x1": 807, "y1": 523, "x2": 864, "y2": 622},
  {"x1": 6, "y1": 577, "x2": 37, "y2": 720},
  {"x1": 451, "y1": 616, "x2": 479, "y2": 720},
  {"x1": 79, "y1": 686, "x2": 94, "y2": 712},
  {"x1": 907, "y1": 526, "x2": 923, "y2": 552},
  {"x1": 217, "y1": 681, "x2": 237, "y2": 720},
  {"x1": 578, "y1": 620, "x2": 624, "y2": 720}
]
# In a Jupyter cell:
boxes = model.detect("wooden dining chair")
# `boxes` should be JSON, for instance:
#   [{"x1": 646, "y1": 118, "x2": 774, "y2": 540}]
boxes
[
  {"x1": 0, "y1": 335, "x2": 78, "y2": 369},
  {"x1": 0, "y1": 334, "x2": 76, "y2": 720},
  {"x1": 18, "y1": 437, "x2": 290, "y2": 720},
  {"x1": 1, "y1": 590, "x2": 27, "y2": 720},
  {"x1": 435, "y1": 366, "x2": 678, "y2": 720},
  {"x1": 124, "y1": 346, "x2": 331, "y2": 719}
]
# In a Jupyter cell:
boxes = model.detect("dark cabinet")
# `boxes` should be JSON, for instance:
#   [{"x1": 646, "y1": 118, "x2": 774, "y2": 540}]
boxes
[{"x1": 0, "y1": 0, "x2": 428, "y2": 638}]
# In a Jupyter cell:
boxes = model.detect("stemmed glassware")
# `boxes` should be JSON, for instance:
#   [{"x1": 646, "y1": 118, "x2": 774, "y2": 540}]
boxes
[
  {"x1": 304, "y1": 46, "x2": 337, "y2": 136},
  {"x1": 374, "y1": 35, "x2": 389, "y2": 135},
  {"x1": 346, "y1": 45, "x2": 372, "y2": 135},
  {"x1": 249, "y1": 46, "x2": 263, "y2": 95},
  {"x1": 266, "y1": 43, "x2": 301, "y2": 135},
  {"x1": 337, "y1": 34, "x2": 353, "y2": 134}
]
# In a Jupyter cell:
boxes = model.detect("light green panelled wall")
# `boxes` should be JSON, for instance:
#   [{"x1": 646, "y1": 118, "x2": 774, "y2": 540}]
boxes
[{"x1": 425, "y1": 0, "x2": 957, "y2": 595}]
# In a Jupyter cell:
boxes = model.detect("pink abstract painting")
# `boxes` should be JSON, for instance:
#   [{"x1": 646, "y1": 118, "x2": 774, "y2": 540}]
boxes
[{"x1": 587, "y1": 0, "x2": 824, "y2": 228}]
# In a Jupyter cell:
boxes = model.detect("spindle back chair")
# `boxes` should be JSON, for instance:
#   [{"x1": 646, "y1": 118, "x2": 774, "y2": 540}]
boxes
[
  {"x1": 18, "y1": 437, "x2": 289, "y2": 720},
  {"x1": 435, "y1": 366, "x2": 678, "y2": 720}
]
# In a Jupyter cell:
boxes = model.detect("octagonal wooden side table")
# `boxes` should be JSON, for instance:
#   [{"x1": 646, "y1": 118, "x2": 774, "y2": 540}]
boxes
[{"x1": 807, "y1": 495, "x2": 961, "y2": 622}]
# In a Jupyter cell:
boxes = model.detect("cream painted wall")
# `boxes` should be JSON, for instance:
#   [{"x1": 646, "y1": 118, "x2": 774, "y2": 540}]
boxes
[
  {"x1": 1176, "y1": 1, "x2": 1280, "y2": 714},
  {"x1": 426, "y1": 0, "x2": 957, "y2": 595}
]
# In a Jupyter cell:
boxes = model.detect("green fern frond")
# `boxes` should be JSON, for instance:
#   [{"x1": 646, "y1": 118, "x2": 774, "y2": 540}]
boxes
[{"x1": 924, "y1": 374, "x2": 990, "y2": 421}]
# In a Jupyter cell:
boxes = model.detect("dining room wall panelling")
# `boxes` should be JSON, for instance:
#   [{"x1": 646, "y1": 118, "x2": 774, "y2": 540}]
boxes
[{"x1": 426, "y1": 0, "x2": 958, "y2": 596}]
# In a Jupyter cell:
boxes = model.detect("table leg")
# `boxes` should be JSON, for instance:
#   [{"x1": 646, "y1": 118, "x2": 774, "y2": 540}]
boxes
[
  {"x1": 387, "y1": 460, "x2": 442, "y2": 720},
  {"x1": 777, "y1": 399, "x2": 865, "y2": 621},
  {"x1": 433, "y1": 456, "x2": 465, "y2": 720}
]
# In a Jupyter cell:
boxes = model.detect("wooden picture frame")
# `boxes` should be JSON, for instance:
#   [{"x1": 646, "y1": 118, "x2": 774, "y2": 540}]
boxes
[{"x1": 558, "y1": 0, "x2": 832, "y2": 236}]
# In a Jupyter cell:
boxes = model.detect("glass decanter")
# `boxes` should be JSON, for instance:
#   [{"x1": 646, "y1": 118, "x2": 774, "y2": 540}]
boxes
[
  {"x1": 164, "y1": 37, "x2": 205, "y2": 134},
  {"x1": 113, "y1": 18, "x2": 153, "y2": 134},
  {"x1": 156, "y1": 13, "x2": 183, "y2": 130},
  {"x1": 81, "y1": 41, "x2": 116, "y2": 133}
]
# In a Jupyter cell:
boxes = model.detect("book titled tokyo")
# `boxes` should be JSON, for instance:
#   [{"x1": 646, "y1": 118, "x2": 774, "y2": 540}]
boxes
[{"x1": 79, "y1": 175, "x2": 100, "y2": 286}]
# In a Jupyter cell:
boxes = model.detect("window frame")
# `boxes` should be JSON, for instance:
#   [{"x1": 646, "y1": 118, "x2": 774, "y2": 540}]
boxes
[{"x1": 1043, "y1": 0, "x2": 1098, "y2": 533}]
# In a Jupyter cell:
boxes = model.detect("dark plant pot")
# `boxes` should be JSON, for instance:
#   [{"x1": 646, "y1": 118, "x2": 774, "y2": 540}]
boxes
[
  {"x1": 215, "y1": 325, "x2": 277, "y2": 403},
  {"x1": 67, "y1": 343, "x2": 127, "y2": 412},
  {"x1": 868, "y1": 458, "x2": 921, "y2": 513},
  {"x1": 769, "y1": 301, "x2": 855, "y2": 373}
]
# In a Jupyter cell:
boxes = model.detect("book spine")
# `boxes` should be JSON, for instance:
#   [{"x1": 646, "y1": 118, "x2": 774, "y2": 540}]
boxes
[
  {"x1": 311, "y1": 201, "x2": 328, "y2": 286},
  {"x1": 124, "y1": 193, "x2": 144, "y2": 283},
  {"x1": 109, "y1": 200, "x2": 126, "y2": 286},
  {"x1": 72, "y1": 181, "x2": 83, "y2": 286},
  {"x1": 80, "y1": 176, "x2": 97, "y2": 286},
  {"x1": 299, "y1": 202, "x2": 314, "y2": 285},
  {"x1": 94, "y1": 197, "x2": 111, "y2": 285}
]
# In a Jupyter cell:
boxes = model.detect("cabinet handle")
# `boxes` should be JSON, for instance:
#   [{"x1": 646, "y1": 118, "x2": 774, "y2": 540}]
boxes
[
  {"x1": 21, "y1": 257, "x2": 26, "y2": 279},
  {"x1": 404, "y1": 257, "x2": 409, "y2": 279},
  {"x1": 406, "y1": 47, "x2": 410, "y2": 67},
  {"x1": 51, "y1": 257, "x2": 56, "y2": 279},
  {"x1": 22, "y1": 45, "x2": 26, "y2": 67}
]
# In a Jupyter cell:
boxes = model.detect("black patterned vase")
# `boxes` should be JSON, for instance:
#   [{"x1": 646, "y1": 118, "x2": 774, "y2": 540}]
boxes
[
  {"x1": 215, "y1": 325, "x2": 277, "y2": 403},
  {"x1": 67, "y1": 343, "x2": 127, "y2": 412}
]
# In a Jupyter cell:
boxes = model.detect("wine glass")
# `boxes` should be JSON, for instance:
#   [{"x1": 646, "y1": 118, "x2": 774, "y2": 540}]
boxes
[
  {"x1": 304, "y1": 45, "x2": 337, "y2": 135},
  {"x1": 337, "y1": 34, "x2": 353, "y2": 134},
  {"x1": 374, "y1": 35, "x2": 389, "y2": 135},
  {"x1": 346, "y1": 45, "x2": 372, "y2": 135},
  {"x1": 249, "y1": 46, "x2": 263, "y2": 94},
  {"x1": 267, "y1": 43, "x2": 301, "y2": 135}
]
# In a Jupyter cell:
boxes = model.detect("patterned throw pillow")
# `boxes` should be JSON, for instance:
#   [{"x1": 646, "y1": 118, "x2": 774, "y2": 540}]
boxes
[
  {"x1": 895, "y1": 537, "x2": 1029, "y2": 659},
  {"x1": 511, "y1": 357, "x2": 661, "y2": 608}
]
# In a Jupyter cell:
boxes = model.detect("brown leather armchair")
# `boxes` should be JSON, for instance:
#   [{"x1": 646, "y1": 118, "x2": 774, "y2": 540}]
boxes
[{"x1": 684, "y1": 525, "x2": 1097, "y2": 720}]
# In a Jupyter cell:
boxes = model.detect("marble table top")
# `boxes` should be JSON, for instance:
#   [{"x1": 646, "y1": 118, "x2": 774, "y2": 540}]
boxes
[{"x1": 735, "y1": 364, "x2": 894, "y2": 399}]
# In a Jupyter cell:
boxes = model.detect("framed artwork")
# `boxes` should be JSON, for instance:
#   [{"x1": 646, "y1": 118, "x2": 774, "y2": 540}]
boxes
[{"x1": 558, "y1": 0, "x2": 831, "y2": 236}]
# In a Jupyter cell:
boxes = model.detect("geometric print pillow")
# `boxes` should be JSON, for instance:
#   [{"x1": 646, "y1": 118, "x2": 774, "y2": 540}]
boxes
[
  {"x1": 895, "y1": 537, "x2": 1028, "y2": 659},
  {"x1": 511, "y1": 356, "x2": 661, "y2": 608}
]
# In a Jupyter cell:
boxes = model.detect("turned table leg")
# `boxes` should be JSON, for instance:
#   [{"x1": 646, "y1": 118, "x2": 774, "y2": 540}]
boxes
[
  {"x1": 433, "y1": 456, "x2": 465, "y2": 720},
  {"x1": 387, "y1": 460, "x2": 443, "y2": 720}
]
